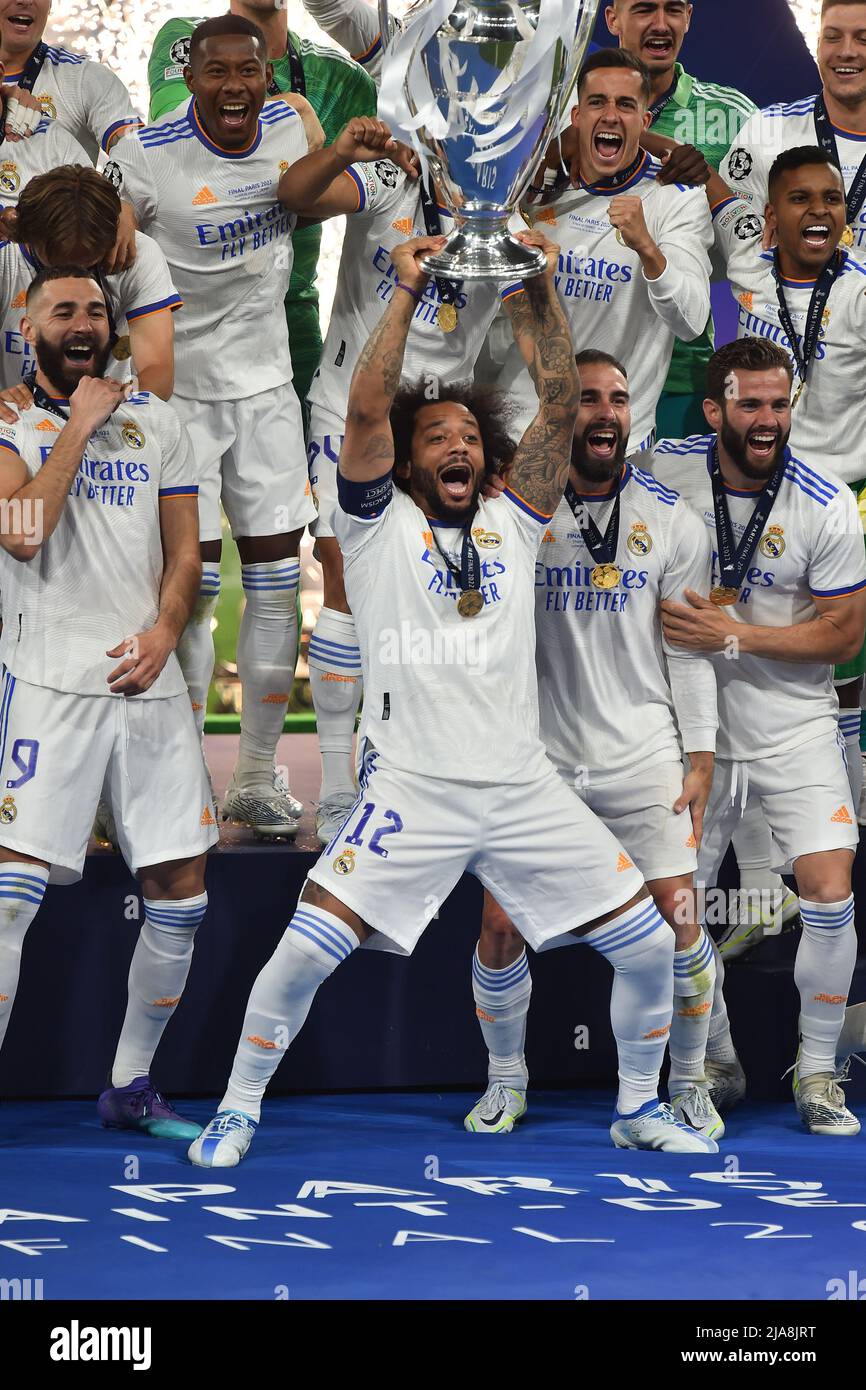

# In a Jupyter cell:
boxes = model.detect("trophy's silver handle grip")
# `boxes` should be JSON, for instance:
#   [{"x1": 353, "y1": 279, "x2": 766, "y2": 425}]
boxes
[{"x1": 378, "y1": 0, "x2": 395, "y2": 46}]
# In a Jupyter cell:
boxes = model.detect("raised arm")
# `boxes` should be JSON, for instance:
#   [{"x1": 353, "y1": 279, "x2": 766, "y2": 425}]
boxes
[
  {"x1": 340, "y1": 235, "x2": 447, "y2": 483},
  {"x1": 278, "y1": 117, "x2": 412, "y2": 220},
  {"x1": 501, "y1": 230, "x2": 580, "y2": 519}
]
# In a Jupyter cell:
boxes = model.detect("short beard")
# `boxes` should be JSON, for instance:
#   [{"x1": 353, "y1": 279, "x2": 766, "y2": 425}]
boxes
[
  {"x1": 35, "y1": 333, "x2": 111, "y2": 399},
  {"x1": 720, "y1": 416, "x2": 788, "y2": 481},
  {"x1": 410, "y1": 462, "x2": 483, "y2": 525},
  {"x1": 570, "y1": 428, "x2": 627, "y2": 485}
]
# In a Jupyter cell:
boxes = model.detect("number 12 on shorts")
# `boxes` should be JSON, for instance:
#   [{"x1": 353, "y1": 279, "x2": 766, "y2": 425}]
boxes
[{"x1": 340, "y1": 800, "x2": 403, "y2": 857}]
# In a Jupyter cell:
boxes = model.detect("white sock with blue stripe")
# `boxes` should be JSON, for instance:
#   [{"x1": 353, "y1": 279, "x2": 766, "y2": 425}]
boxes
[
  {"x1": 309, "y1": 607, "x2": 363, "y2": 801},
  {"x1": 0, "y1": 862, "x2": 49, "y2": 1050},
  {"x1": 221, "y1": 902, "x2": 358, "y2": 1120},
  {"x1": 112, "y1": 893, "x2": 209, "y2": 1087},
  {"x1": 472, "y1": 947, "x2": 531, "y2": 1089},
  {"x1": 176, "y1": 564, "x2": 221, "y2": 741},
  {"x1": 796, "y1": 896, "x2": 857, "y2": 1079},
  {"x1": 235, "y1": 558, "x2": 300, "y2": 786},
  {"x1": 837, "y1": 709, "x2": 863, "y2": 808},
  {"x1": 668, "y1": 929, "x2": 716, "y2": 1092},
  {"x1": 581, "y1": 898, "x2": 674, "y2": 1116}
]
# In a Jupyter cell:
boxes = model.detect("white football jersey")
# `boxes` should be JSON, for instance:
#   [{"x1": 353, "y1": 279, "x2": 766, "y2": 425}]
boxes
[
  {"x1": 335, "y1": 485, "x2": 555, "y2": 785},
  {"x1": 713, "y1": 195, "x2": 866, "y2": 482},
  {"x1": 107, "y1": 98, "x2": 307, "y2": 401},
  {"x1": 0, "y1": 118, "x2": 90, "y2": 207},
  {"x1": 308, "y1": 160, "x2": 506, "y2": 422},
  {"x1": 1, "y1": 44, "x2": 141, "y2": 163},
  {"x1": 0, "y1": 231, "x2": 181, "y2": 389},
  {"x1": 648, "y1": 434, "x2": 866, "y2": 763},
  {"x1": 535, "y1": 464, "x2": 717, "y2": 786},
  {"x1": 722, "y1": 96, "x2": 866, "y2": 256},
  {"x1": 496, "y1": 154, "x2": 713, "y2": 447},
  {"x1": 0, "y1": 391, "x2": 195, "y2": 699}
]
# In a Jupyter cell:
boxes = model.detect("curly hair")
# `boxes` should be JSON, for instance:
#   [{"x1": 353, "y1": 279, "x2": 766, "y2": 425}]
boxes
[{"x1": 389, "y1": 379, "x2": 518, "y2": 491}]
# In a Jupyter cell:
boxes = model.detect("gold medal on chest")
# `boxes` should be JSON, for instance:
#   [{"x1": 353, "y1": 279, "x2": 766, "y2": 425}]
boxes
[
  {"x1": 457, "y1": 589, "x2": 484, "y2": 618},
  {"x1": 590, "y1": 564, "x2": 621, "y2": 590},
  {"x1": 438, "y1": 303, "x2": 459, "y2": 333}
]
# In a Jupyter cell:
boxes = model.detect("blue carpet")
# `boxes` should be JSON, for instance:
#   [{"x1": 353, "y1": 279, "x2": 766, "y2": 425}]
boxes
[{"x1": 2, "y1": 1090, "x2": 866, "y2": 1301}]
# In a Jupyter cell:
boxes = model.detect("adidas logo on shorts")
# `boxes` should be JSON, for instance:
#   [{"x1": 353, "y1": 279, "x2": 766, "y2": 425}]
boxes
[{"x1": 831, "y1": 805, "x2": 854, "y2": 824}]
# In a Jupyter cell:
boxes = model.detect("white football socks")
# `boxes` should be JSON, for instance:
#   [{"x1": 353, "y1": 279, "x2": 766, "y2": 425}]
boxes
[
  {"x1": 308, "y1": 607, "x2": 363, "y2": 801},
  {"x1": 472, "y1": 946, "x2": 532, "y2": 1090},
  {"x1": 234, "y1": 559, "x2": 300, "y2": 787},
  {"x1": 582, "y1": 899, "x2": 674, "y2": 1116},
  {"x1": 112, "y1": 893, "x2": 208, "y2": 1087},
  {"x1": 668, "y1": 929, "x2": 716, "y2": 1092},
  {"x1": 176, "y1": 564, "x2": 220, "y2": 741},
  {"x1": 706, "y1": 938, "x2": 738, "y2": 1064},
  {"x1": 221, "y1": 903, "x2": 358, "y2": 1120},
  {"x1": 0, "y1": 863, "x2": 48, "y2": 1051},
  {"x1": 796, "y1": 896, "x2": 857, "y2": 1079}
]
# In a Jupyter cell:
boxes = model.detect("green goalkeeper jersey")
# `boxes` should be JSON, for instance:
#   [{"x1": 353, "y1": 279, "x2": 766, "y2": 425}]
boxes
[
  {"x1": 147, "y1": 17, "x2": 377, "y2": 403},
  {"x1": 650, "y1": 63, "x2": 756, "y2": 397}
]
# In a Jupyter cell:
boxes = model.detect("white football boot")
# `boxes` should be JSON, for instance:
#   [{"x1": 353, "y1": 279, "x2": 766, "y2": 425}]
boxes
[
  {"x1": 705, "y1": 1054, "x2": 747, "y2": 1113},
  {"x1": 611, "y1": 1099, "x2": 719, "y2": 1153},
  {"x1": 222, "y1": 768, "x2": 302, "y2": 840},
  {"x1": 188, "y1": 1110, "x2": 258, "y2": 1167},
  {"x1": 464, "y1": 1082, "x2": 527, "y2": 1133},
  {"x1": 670, "y1": 1082, "x2": 725, "y2": 1141},
  {"x1": 791, "y1": 1055, "x2": 860, "y2": 1137},
  {"x1": 717, "y1": 888, "x2": 800, "y2": 962},
  {"x1": 316, "y1": 790, "x2": 359, "y2": 846}
]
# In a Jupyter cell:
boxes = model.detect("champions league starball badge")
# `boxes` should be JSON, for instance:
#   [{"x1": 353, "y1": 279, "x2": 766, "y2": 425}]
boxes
[{"x1": 376, "y1": 0, "x2": 601, "y2": 281}]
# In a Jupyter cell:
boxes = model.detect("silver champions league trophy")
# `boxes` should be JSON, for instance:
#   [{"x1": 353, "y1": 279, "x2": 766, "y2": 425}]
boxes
[{"x1": 377, "y1": 0, "x2": 600, "y2": 280}]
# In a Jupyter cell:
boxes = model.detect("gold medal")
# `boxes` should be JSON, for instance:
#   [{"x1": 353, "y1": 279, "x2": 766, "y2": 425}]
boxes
[
  {"x1": 112, "y1": 334, "x2": 132, "y2": 362},
  {"x1": 710, "y1": 585, "x2": 740, "y2": 606},
  {"x1": 791, "y1": 379, "x2": 806, "y2": 409},
  {"x1": 841, "y1": 224, "x2": 856, "y2": 249},
  {"x1": 590, "y1": 564, "x2": 621, "y2": 591},
  {"x1": 438, "y1": 302, "x2": 458, "y2": 333},
  {"x1": 457, "y1": 589, "x2": 484, "y2": 618}
]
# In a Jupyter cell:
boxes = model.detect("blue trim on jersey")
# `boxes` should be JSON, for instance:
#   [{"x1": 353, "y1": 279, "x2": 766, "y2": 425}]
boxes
[
  {"x1": 631, "y1": 467, "x2": 678, "y2": 507},
  {"x1": 101, "y1": 116, "x2": 143, "y2": 153},
  {"x1": 812, "y1": 579, "x2": 866, "y2": 598},
  {"x1": 841, "y1": 254, "x2": 866, "y2": 279},
  {"x1": 0, "y1": 439, "x2": 21, "y2": 458},
  {"x1": 158, "y1": 486, "x2": 199, "y2": 499},
  {"x1": 344, "y1": 164, "x2": 366, "y2": 211},
  {"x1": 189, "y1": 97, "x2": 263, "y2": 159},
  {"x1": 3, "y1": 46, "x2": 84, "y2": 78},
  {"x1": 654, "y1": 434, "x2": 713, "y2": 457},
  {"x1": 786, "y1": 455, "x2": 838, "y2": 498},
  {"x1": 711, "y1": 195, "x2": 738, "y2": 221},
  {"x1": 761, "y1": 96, "x2": 817, "y2": 118},
  {"x1": 139, "y1": 120, "x2": 195, "y2": 149},
  {"x1": 580, "y1": 150, "x2": 652, "y2": 196},
  {"x1": 354, "y1": 33, "x2": 382, "y2": 66},
  {"x1": 125, "y1": 294, "x2": 183, "y2": 320},
  {"x1": 503, "y1": 486, "x2": 554, "y2": 524},
  {"x1": 259, "y1": 103, "x2": 299, "y2": 127}
]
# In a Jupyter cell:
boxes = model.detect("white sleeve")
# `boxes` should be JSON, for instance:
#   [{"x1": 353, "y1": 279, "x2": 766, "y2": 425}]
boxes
[
  {"x1": 39, "y1": 121, "x2": 92, "y2": 170},
  {"x1": 645, "y1": 186, "x2": 712, "y2": 342},
  {"x1": 103, "y1": 136, "x2": 159, "y2": 229},
  {"x1": 300, "y1": 0, "x2": 384, "y2": 78},
  {"x1": 661, "y1": 501, "x2": 718, "y2": 754},
  {"x1": 808, "y1": 485, "x2": 866, "y2": 600},
  {"x1": 720, "y1": 110, "x2": 774, "y2": 210},
  {"x1": 344, "y1": 159, "x2": 407, "y2": 215},
  {"x1": 80, "y1": 59, "x2": 143, "y2": 155},
  {"x1": 119, "y1": 232, "x2": 182, "y2": 321},
  {"x1": 154, "y1": 400, "x2": 197, "y2": 495},
  {"x1": 709, "y1": 193, "x2": 764, "y2": 274},
  {"x1": 333, "y1": 490, "x2": 394, "y2": 557}
]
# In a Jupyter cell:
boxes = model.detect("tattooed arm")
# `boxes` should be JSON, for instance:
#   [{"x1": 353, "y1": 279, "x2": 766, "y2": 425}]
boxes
[
  {"x1": 340, "y1": 234, "x2": 446, "y2": 482},
  {"x1": 503, "y1": 230, "x2": 580, "y2": 518}
]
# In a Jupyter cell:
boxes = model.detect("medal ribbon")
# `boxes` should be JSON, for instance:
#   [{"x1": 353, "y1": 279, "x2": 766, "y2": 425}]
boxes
[
  {"x1": 565, "y1": 478, "x2": 622, "y2": 567},
  {"x1": 648, "y1": 72, "x2": 679, "y2": 123},
  {"x1": 773, "y1": 247, "x2": 842, "y2": 392},
  {"x1": 31, "y1": 379, "x2": 69, "y2": 421},
  {"x1": 429, "y1": 517, "x2": 481, "y2": 594},
  {"x1": 709, "y1": 439, "x2": 786, "y2": 592},
  {"x1": 268, "y1": 35, "x2": 305, "y2": 98},
  {"x1": 813, "y1": 93, "x2": 866, "y2": 227},
  {"x1": 417, "y1": 176, "x2": 461, "y2": 312},
  {"x1": 0, "y1": 41, "x2": 48, "y2": 142}
]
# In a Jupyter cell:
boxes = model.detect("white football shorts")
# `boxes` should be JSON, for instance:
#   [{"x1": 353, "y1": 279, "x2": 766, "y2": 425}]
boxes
[
  {"x1": 306, "y1": 743, "x2": 645, "y2": 954},
  {"x1": 173, "y1": 384, "x2": 316, "y2": 543},
  {"x1": 0, "y1": 672, "x2": 219, "y2": 883},
  {"x1": 698, "y1": 730, "x2": 858, "y2": 886},
  {"x1": 306, "y1": 402, "x2": 345, "y2": 541},
  {"x1": 567, "y1": 760, "x2": 698, "y2": 882}
]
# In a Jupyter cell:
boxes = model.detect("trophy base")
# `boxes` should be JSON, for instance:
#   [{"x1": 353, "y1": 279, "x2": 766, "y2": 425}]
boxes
[{"x1": 419, "y1": 229, "x2": 547, "y2": 282}]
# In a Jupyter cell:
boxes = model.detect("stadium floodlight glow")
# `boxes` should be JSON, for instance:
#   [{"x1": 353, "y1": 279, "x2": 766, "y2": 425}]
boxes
[{"x1": 786, "y1": 0, "x2": 822, "y2": 56}]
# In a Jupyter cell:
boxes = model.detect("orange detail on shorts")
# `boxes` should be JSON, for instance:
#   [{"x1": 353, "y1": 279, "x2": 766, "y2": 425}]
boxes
[
  {"x1": 262, "y1": 692, "x2": 291, "y2": 703},
  {"x1": 201, "y1": 806, "x2": 216, "y2": 827},
  {"x1": 616, "y1": 852, "x2": 635, "y2": 872},
  {"x1": 152, "y1": 995, "x2": 181, "y2": 1008},
  {"x1": 643, "y1": 1025, "x2": 671, "y2": 1039},
  {"x1": 248, "y1": 1034, "x2": 279, "y2": 1049},
  {"x1": 392, "y1": 217, "x2": 414, "y2": 234},
  {"x1": 677, "y1": 1001, "x2": 711, "y2": 1018},
  {"x1": 685, "y1": 832, "x2": 697, "y2": 849},
  {"x1": 322, "y1": 672, "x2": 357, "y2": 684},
  {"x1": 813, "y1": 992, "x2": 847, "y2": 1004},
  {"x1": 831, "y1": 805, "x2": 854, "y2": 824},
  {"x1": 476, "y1": 1007, "x2": 496, "y2": 1023}
]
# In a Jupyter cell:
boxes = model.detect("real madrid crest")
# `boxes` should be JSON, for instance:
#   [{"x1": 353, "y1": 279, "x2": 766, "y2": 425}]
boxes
[
  {"x1": 0, "y1": 795, "x2": 17, "y2": 824},
  {"x1": 332, "y1": 848, "x2": 356, "y2": 875},
  {"x1": 0, "y1": 161, "x2": 20, "y2": 195},
  {"x1": 121, "y1": 421, "x2": 145, "y2": 450},
  {"x1": 627, "y1": 521, "x2": 652, "y2": 557},
  {"x1": 36, "y1": 94, "x2": 56, "y2": 120},
  {"x1": 759, "y1": 524, "x2": 785, "y2": 559},
  {"x1": 472, "y1": 528, "x2": 502, "y2": 550}
]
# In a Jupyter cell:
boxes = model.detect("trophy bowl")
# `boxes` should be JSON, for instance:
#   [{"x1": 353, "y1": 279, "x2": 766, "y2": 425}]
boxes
[{"x1": 379, "y1": 0, "x2": 599, "y2": 280}]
